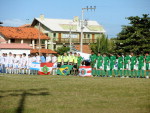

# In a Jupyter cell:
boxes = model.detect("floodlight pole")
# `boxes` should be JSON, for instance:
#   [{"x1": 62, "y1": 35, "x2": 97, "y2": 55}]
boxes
[{"x1": 80, "y1": 6, "x2": 96, "y2": 52}]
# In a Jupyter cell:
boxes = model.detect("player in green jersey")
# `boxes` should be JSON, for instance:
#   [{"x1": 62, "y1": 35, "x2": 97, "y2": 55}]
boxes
[
  {"x1": 137, "y1": 53, "x2": 144, "y2": 78},
  {"x1": 109, "y1": 53, "x2": 116, "y2": 77},
  {"x1": 103, "y1": 53, "x2": 110, "y2": 77},
  {"x1": 77, "y1": 53, "x2": 83, "y2": 69},
  {"x1": 73, "y1": 53, "x2": 78, "y2": 76},
  {"x1": 130, "y1": 52, "x2": 137, "y2": 77},
  {"x1": 89, "y1": 51, "x2": 97, "y2": 76},
  {"x1": 145, "y1": 52, "x2": 150, "y2": 78},
  {"x1": 123, "y1": 53, "x2": 130, "y2": 78},
  {"x1": 96, "y1": 52, "x2": 103, "y2": 77},
  {"x1": 117, "y1": 54, "x2": 124, "y2": 77}
]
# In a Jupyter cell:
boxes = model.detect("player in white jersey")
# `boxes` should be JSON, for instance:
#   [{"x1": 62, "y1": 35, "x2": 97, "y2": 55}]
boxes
[
  {"x1": 21, "y1": 53, "x2": 27, "y2": 74},
  {"x1": 35, "y1": 53, "x2": 40, "y2": 75},
  {"x1": 36, "y1": 52, "x2": 41, "y2": 63},
  {"x1": 8, "y1": 52, "x2": 14, "y2": 74},
  {"x1": 12, "y1": 54, "x2": 19, "y2": 74},
  {"x1": 46, "y1": 53, "x2": 51, "y2": 63},
  {"x1": 27, "y1": 54, "x2": 32, "y2": 75},
  {"x1": 0, "y1": 53, "x2": 6, "y2": 73},
  {"x1": 18, "y1": 54, "x2": 23, "y2": 74},
  {"x1": 4, "y1": 53, "x2": 9, "y2": 73},
  {"x1": 31, "y1": 55, "x2": 36, "y2": 62},
  {"x1": 51, "y1": 54, "x2": 57, "y2": 75}
]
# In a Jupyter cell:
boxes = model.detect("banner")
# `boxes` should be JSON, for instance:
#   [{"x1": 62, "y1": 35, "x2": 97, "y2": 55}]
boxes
[
  {"x1": 38, "y1": 63, "x2": 54, "y2": 75},
  {"x1": 57, "y1": 65, "x2": 73, "y2": 75},
  {"x1": 30, "y1": 62, "x2": 40, "y2": 70},
  {"x1": 79, "y1": 66, "x2": 92, "y2": 77}
]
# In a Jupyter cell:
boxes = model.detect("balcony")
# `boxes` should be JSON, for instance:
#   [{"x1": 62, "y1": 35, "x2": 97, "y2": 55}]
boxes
[
  {"x1": 53, "y1": 38, "x2": 97, "y2": 44},
  {"x1": 30, "y1": 44, "x2": 46, "y2": 49}
]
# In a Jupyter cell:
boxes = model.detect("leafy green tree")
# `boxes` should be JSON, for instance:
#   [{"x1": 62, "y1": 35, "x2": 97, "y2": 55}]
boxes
[
  {"x1": 90, "y1": 34, "x2": 115, "y2": 54},
  {"x1": 55, "y1": 46, "x2": 70, "y2": 55},
  {"x1": 115, "y1": 14, "x2": 150, "y2": 53}
]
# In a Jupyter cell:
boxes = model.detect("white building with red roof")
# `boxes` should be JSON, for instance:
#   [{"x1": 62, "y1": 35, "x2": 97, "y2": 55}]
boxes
[{"x1": 0, "y1": 26, "x2": 57, "y2": 54}]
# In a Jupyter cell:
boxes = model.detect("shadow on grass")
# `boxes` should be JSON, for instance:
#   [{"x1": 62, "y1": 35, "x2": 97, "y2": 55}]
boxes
[{"x1": 0, "y1": 88, "x2": 50, "y2": 113}]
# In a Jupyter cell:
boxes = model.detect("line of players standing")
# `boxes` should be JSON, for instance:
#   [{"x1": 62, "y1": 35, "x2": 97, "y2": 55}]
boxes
[
  {"x1": 0, "y1": 51, "x2": 149, "y2": 78},
  {"x1": 89, "y1": 51, "x2": 150, "y2": 78},
  {"x1": 0, "y1": 52, "x2": 83, "y2": 75}
]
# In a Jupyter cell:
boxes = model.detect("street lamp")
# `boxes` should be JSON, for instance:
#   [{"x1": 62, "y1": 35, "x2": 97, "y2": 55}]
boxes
[{"x1": 80, "y1": 6, "x2": 96, "y2": 52}]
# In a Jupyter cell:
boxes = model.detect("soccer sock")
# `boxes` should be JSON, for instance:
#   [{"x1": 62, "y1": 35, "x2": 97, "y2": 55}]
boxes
[
  {"x1": 9, "y1": 69, "x2": 11, "y2": 74},
  {"x1": 16, "y1": 69, "x2": 19, "y2": 74},
  {"x1": 13, "y1": 69, "x2": 16, "y2": 74},
  {"x1": 131, "y1": 71, "x2": 133, "y2": 77},
  {"x1": 108, "y1": 70, "x2": 111, "y2": 77},
  {"x1": 110, "y1": 70, "x2": 112, "y2": 76},
  {"x1": 120, "y1": 70, "x2": 123, "y2": 77},
  {"x1": 93, "y1": 70, "x2": 96, "y2": 76},
  {"x1": 146, "y1": 71, "x2": 149, "y2": 77},
  {"x1": 142, "y1": 70, "x2": 144, "y2": 77},
  {"x1": 134, "y1": 70, "x2": 137, "y2": 77},
  {"x1": 35, "y1": 70, "x2": 38, "y2": 75},
  {"x1": 138, "y1": 70, "x2": 140, "y2": 77},
  {"x1": 26, "y1": 69, "x2": 28, "y2": 74},
  {"x1": 114, "y1": 70, "x2": 117, "y2": 77},
  {"x1": 124, "y1": 70, "x2": 126, "y2": 77},
  {"x1": 97, "y1": 70, "x2": 99, "y2": 76},
  {"x1": 22, "y1": 69, "x2": 24, "y2": 74}
]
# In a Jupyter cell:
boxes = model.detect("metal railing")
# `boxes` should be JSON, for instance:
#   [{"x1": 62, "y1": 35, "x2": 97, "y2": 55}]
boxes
[
  {"x1": 30, "y1": 44, "x2": 46, "y2": 49},
  {"x1": 53, "y1": 38, "x2": 97, "y2": 43}
]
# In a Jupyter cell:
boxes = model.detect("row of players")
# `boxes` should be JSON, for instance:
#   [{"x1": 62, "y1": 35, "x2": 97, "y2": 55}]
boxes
[
  {"x1": 0, "y1": 52, "x2": 83, "y2": 75},
  {"x1": 89, "y1": 51, "x2": 150, "y2": 78},
  {"x1": 0, "y1": 51, "x2": 150, "y2": 78}
]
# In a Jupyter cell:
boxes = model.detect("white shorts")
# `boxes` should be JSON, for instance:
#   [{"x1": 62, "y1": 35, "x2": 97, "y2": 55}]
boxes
[
  {"x1": 5, "y1": 64, "x2": 9, "y2": 68},
  {"x1": 8, "y1": 64, "x2": 13, "y2": 68},
  {"x1": 53, "y1": 63, "x2": 57, "y2": 68},
  {"x1": 13, "y1": 63, "x2": 19, "y2": 68}
]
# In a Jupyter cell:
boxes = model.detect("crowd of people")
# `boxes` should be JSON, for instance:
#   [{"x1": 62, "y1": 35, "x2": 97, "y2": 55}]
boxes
[{"x1": 0, "y1": 51, "x2": 149, "y2": 78}]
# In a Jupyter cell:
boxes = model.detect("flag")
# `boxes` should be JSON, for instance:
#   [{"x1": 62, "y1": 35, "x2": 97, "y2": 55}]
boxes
[
  {"x1": 57, "y1": 65, "x2": 73, "y2": 75},
  {"x1": 38, "y1": 63, "x2": 54, "y2": 75},
  {"x1": 30, "y1": 62, "x2": 40, "y2": 70},
  {"x1": 79, "y1": 66, "x2": 92, "y2": 77}
]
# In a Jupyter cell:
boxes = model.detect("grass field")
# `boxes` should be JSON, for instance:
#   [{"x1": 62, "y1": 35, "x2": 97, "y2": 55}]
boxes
[{"x1": 0, "y1": 74, "x2": 150, "y2": 113}]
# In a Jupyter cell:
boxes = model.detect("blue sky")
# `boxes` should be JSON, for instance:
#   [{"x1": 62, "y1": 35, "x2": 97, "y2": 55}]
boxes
[{"x1": 0, "y1": 0, "x2": 150, "y2": 38}]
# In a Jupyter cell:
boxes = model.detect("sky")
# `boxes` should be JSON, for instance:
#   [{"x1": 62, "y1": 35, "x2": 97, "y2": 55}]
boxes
[{"x1": 0, "y1": 0, "x2": 150, "y2": 38}]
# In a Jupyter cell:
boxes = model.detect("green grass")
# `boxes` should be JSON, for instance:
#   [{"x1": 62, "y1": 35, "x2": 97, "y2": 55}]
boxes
[{"x1": 0, "y1": 74, "x2": 150, "y2": 113}]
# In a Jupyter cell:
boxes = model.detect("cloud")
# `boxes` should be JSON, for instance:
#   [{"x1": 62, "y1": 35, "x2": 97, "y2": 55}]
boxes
[{"x1": 2, "y1": 19, "x2": 26, "y2": 27}]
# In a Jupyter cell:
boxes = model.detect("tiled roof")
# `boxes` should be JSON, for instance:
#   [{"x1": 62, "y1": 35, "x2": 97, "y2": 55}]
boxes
[
  {"x1": 0, "y1": 43, "x2": 32, "y2": 49},
  {"x1": 31, "y1": 49, "x2": 57, "y2": 54},
  {"x1": 0, "y1": 38, "x2": 7, "y2": 43},
  {"x1": 19, "y1": 24, "x2": 31, "y2": 27},
  {"x1": 32, "y1": 18, "x2": 105, "y2": 33},
  {"x1": 75, "y1": 45, "x2": 91, "y2": 54},
  {"x1": 0, "y1": 26, "x2": 49, "y2": 39}
]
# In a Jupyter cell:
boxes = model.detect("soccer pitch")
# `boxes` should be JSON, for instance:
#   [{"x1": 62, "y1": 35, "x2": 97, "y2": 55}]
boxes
[{"x1": 0, "y1": 74, "x2": 150, "y2": 113}]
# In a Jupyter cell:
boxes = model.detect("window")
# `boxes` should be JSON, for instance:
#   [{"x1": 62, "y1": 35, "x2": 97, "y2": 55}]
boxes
[
  {"x1": 53, "y1": 33, "x2": 56, "y2": 38},
  {"x1": 84, "y1": 34, "x2": 86, "y2": 38},
  {"x1": 88, "y1": 34, "x2": 90, "y2": 38},
  {"x1": 10, "y1": 39, "x2": 15, "y2": 43},
  {"x1": 45, "y1": 33, "x2": 48, "y2": 36}
]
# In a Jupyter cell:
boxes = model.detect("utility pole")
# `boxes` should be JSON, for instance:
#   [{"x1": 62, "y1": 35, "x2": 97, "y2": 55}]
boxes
[
  {"x1": 38, "y1": 22, "x2": 41, "y2": 55},
  {"x1": 69, "y1": 22, "x2": 73, "y2": 52},
  {"x1": 80, "y1": 6, "x2": 96, "y2": 52}
]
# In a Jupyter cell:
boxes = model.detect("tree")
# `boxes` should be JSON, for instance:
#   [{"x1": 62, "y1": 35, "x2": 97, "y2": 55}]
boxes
[
  {"x1": 90, "y1": 34, "x2": 115, "y2": 54},
  {"x1": 55, "y1": 45, "x2": 70, "y2": 55},
  {"x1": 115, "y1": 14, "x2": 150, "y2": 53}
]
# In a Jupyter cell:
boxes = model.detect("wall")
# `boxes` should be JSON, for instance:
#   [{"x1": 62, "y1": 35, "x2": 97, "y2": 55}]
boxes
[{"x1": 0, "y1": 49, "x2": 30, "y2": 56}]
